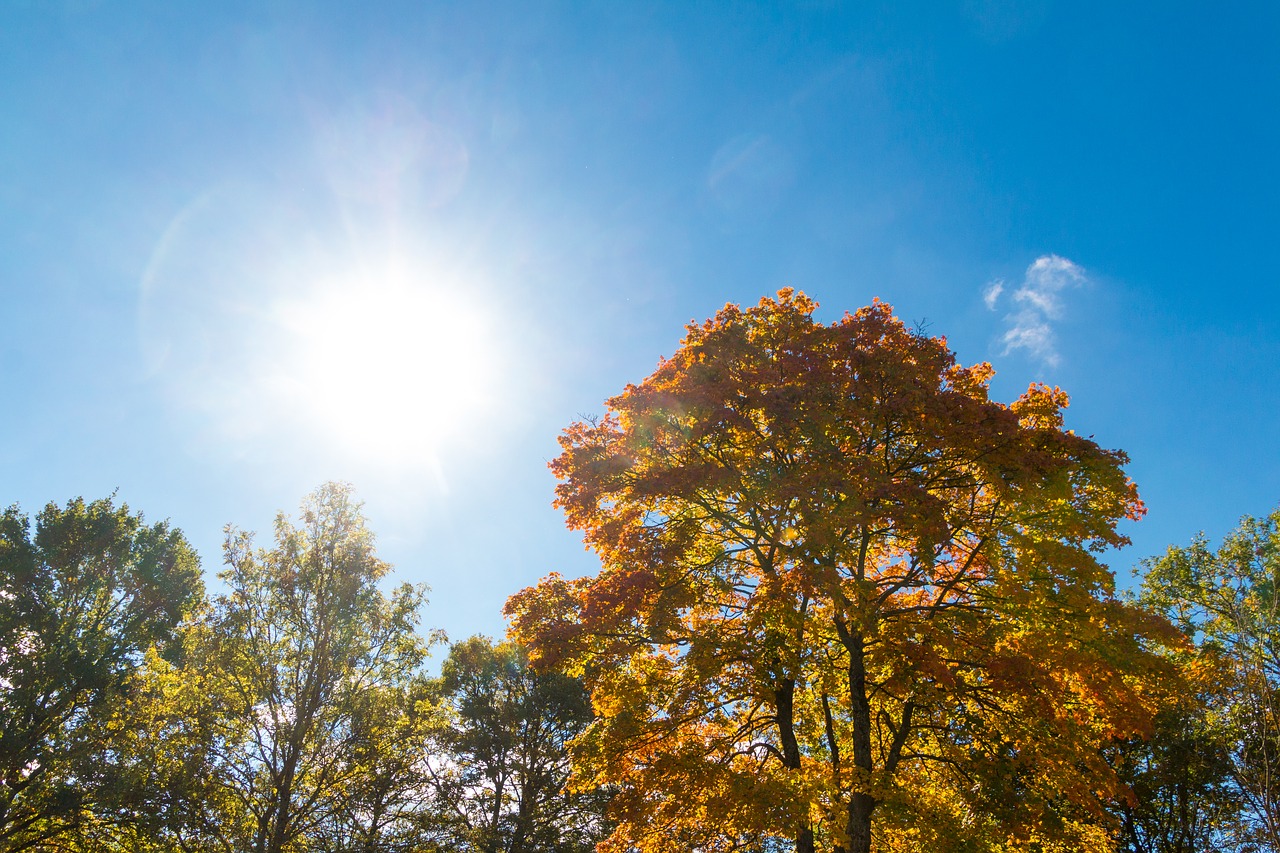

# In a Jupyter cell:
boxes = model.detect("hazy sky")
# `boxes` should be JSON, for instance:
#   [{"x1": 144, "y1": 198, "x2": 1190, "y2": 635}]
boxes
[{"x1": 2, "y1": 1, "x2": 1277, "y2": 644}]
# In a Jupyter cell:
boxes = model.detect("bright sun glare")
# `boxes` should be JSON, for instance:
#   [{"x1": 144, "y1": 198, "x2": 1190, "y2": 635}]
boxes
[{"x1": 279, "y1": 281, "x2": 497, "y2": 464}]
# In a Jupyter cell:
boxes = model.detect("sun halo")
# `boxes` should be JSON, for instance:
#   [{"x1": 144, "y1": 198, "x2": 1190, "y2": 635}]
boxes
[{"x1": 279, "y1": 281, "x2": 498, "y2": 464}]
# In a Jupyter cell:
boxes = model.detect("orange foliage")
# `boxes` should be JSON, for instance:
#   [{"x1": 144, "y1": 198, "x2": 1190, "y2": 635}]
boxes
[{"x1": 507, "y1": 292, "x2": 1177, "y2": 853}]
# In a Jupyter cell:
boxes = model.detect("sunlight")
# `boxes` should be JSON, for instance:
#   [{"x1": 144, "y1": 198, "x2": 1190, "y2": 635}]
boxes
[{"x1": 278, "y1": 278, "x2": 498, "y2": 465}]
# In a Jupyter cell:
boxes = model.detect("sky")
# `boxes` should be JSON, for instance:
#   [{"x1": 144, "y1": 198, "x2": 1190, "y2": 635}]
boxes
[{"x1": 2, "y1": 1, "x2": 1277, "y2": 645}]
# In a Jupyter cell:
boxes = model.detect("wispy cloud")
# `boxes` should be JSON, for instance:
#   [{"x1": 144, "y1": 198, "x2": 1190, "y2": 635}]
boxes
[
  {"x1": 982, "y1": 280, "x2": 1004, "y2": 309},
  {"x1": 983, "y1": 254, "x2": 1086, "y2": 367}
]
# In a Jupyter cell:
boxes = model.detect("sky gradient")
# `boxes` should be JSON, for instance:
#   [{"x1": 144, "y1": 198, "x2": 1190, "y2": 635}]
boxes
[{"x1": 2, "y1": 1, "x2": 1277, "y2": 643}]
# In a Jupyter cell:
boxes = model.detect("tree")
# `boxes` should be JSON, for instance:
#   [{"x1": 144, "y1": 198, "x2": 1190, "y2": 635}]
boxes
[
  {"x1": 507, "y1": 292, "x2": 1176, "y2": 853},
  {"x1": 158, "y1": 483, "x2": 437, "y2": 853},
  {"x1": 1140, "y1": 507, "x2": 1280, "y2": 851},
  {"x1": 316, "y1": 674, "x2": 438, "y2": 853},
  {"x1": 1108, "y1": 698, "x2": 1241, "y2": 853},
  {"x1": 422, "y1": 637, "x2": 609, "y2": 853},
  {"x1": 0, "y1": 496, "x2": 201, "y2": 852}
]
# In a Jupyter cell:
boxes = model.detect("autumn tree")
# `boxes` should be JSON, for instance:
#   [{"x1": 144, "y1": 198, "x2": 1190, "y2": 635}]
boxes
[
  {"x1": 0, "y1": 496, "x2": 201, "y2": 852},
  {"x1": 155, "y1": 483, "x2": 437, "y2": 853},
  {"x1": 507, "y1": 291, "x2": 1176, "y2": 853},
  {"x1": 422, "y1": 637, "x2": 609, "y2": 853},
  {"x1": 1140, "y1": 507, "x2": 1280, "y2": 851}
]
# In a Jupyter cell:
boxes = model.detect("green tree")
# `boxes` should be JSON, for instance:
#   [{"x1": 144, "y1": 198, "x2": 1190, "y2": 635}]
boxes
[
  {"x1": 424, "y1": 637, "x2": 609, "y2": 853},
  {"x1": 57, "y1": 621, "x2": 247, "y2": 853},
  {"x1": 0, "y1": 496, "x2": 201, "y2": 852},
  {"x1": 317, "y1": 675, "x2": 438, "y2": 853},
  {"x1": 1109, "y1": 700, "x2": 1240, "y2": 853},
  {"x1": 1141, "y1": 507, "x2": 1280, "y2": 851},
  {"x1": 161, "y1": 483, "x2": 437, "y2": 853}
]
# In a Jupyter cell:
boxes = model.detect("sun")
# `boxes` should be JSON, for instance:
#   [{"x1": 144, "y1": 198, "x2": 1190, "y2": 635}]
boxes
[{"x1": 278, "y1": 280, "x2": 498, "y2": 464}]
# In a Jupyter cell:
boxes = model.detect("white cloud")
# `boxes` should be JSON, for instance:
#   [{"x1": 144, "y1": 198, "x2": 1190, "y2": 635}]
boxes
[
  {"x1": 1001, "y1": 309, "x2": 1058, "y2": 365},
  {"x1": 982, "y1": 280, "x2": 1004, "y2": 310},
  {"x1": 983, "y1": 254, "x2": 1086, "y2": 367}
]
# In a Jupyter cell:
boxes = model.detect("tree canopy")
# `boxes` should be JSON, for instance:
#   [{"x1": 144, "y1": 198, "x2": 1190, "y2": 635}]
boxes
[
  {"x1": 0, "y1": 485, "x2": 613, "y2": 853},
  {"x1": 424, "y1": 636, "x2": 609, "y2": 853},
  {"x1": 181, "y1": 482, "x2": 435, "y2": 853},
  {"x1": 508, "y1": 291, "x2": 1178, "y2": 853},
  {"x1": 6, "y1": 294, "x2": 1276, "y2": 853},
  {"x1": 1137, "y1": 507, "x2": 1280, "y2": 851},
  {"x1": 0, "y1": 496, "x2": 201, "y2": 851}
]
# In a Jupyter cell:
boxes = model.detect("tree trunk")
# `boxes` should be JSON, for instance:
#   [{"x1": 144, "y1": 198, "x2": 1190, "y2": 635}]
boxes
[
  {"x1": 844, "y1": 630, "x2": 875, "y2": 853},
  {"x1": 265, "y1": 755, "x2": 297, "y2": 853},
  {"x1": 775, "y1": 676, "x2": 815, "y2": 853}
]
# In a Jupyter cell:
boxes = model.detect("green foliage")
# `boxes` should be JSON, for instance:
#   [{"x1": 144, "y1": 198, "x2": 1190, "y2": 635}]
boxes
[
  {"x1": 0, "y1": 486, "x2": 615, "y2": 853},
  {"x1": 0, "y1": 495, "x2": 201, "y2": 852},
  {"x1": 318, "y1": 675, "x2": 439, "y2": 852},
  {"x1": 1109, "y1": 701, "x2": 1241, "y2": 853},
  {"x1": 165, "y1": 482, "x2": 438, "y2": 853},
  {"x1": 1140, "y1": 507, "x2": 1280, "y2": 851},
  {"x1": 425, "y1": 636, "x2": 609, "y2": 853}
]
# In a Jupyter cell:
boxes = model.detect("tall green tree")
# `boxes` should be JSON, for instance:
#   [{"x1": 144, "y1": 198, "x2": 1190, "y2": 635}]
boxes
[
  {"x1": 0, "y1": 496, "x2": 201, "y2": 852},
  {"x1": 161, "y1": 483, "x2": 436, "y2": 853},
  {"x1": 424, "y1": 637, "x2": 609, "y2": 853},
  {"x1": 1141, "y1": 507, "x2": 1280, "y2": 851}
]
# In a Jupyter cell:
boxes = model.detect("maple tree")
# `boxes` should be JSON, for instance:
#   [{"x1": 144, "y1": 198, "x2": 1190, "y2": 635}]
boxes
[{"x1": 507, "y1": 291, "x2": 1177, "y2": 853}]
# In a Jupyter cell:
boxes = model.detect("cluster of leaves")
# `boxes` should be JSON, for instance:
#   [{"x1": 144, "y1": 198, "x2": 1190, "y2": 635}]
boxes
[
  {"x1": 0, "y1": 484, "x2": 607, "y2": 853},
  {"x1": 0, "y1": 495, "x2": 201, "y2": 851}
]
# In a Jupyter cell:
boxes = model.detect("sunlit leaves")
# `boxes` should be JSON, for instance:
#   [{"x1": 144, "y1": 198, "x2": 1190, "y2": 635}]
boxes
[
  {"x1": 180, "y1": 483, "x2": 435, "y2": 853},
  {"x1": 1138, "y1": 508, "x2": 1280, "y2": 851},
  {"x1": 0, "y1": 496, "x2": 201, "y2": 852},
  {"x1": 509, "y1": 291, "x2": 1173, "y2": 853}
]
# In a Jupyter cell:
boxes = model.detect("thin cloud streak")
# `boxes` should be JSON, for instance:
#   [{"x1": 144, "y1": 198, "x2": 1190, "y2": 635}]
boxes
[
  {"x1": 982, "y1": 280, "x2": 1004, "y2": 309},
  {"x1": 985, "y1": 254, "x2": 1086, "y2": 367}
]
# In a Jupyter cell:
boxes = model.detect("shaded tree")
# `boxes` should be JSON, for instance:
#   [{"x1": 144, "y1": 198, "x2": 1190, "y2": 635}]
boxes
[
  {"x1": 424, "y1": 637, "x2": 608, "y2": 853},
  {"x1": 1109, "y1": 698, "x2": 1241, "y2": 853},
  {"x1": 1141, "y1": 507, "x2": 1280, "y2": 851}
]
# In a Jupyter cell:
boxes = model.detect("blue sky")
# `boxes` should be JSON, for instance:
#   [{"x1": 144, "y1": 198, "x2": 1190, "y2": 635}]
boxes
[{"x1": 2, "y1": 1, "x2": 1277, "y2": 643}]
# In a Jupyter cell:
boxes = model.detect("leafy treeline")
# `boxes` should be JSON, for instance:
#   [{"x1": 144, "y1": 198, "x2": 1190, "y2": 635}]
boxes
[
  {"x1": 0, "y1": 485, "x2": 607, "y2": 853},
  {"x1": 1, "y1": 293, "x2": 1278, "y2": 853}
]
